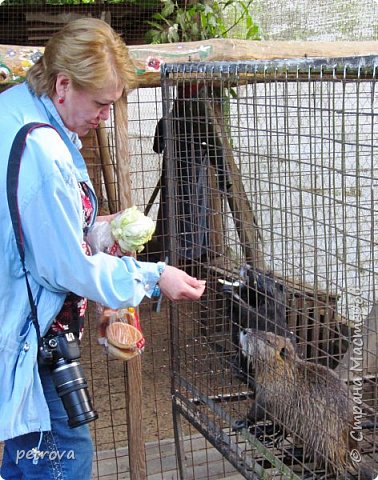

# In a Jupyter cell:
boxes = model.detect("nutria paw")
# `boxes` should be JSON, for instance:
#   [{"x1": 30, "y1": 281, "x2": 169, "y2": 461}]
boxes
[
  {"x1": 232, "y1": 418, "x2": 250, "y2": 432},
  {"x1": 233, "y1": 419, "x2": 285, "y2": 446}
]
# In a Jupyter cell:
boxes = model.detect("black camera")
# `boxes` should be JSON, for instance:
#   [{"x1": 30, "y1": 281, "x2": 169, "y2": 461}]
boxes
[{"x1": 39, "y1": 331, "x2": 98, "y2": 428}]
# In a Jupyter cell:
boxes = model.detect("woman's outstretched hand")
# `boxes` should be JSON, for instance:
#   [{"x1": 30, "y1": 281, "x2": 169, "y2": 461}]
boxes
[{"x1": 158, "y1": 265, "x2": 206, "y2": 301}]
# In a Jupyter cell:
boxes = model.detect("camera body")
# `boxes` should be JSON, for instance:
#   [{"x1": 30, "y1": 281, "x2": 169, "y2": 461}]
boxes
[
  {"x1": 40, "y1": 330, "x2": 80, "y2": 364},
  {"x1": 39, "y1": 331, "x2": 98, "y2": 428}
]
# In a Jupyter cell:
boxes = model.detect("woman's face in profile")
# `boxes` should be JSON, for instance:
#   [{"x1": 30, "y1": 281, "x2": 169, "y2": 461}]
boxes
[{"x1": 56, "y1": 75, "x2": 123, "y2": 137}]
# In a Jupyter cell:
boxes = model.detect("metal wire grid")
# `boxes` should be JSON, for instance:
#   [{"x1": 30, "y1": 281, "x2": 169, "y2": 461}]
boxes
[
  {"x1": 160, "y1": 58, "x2": 378, "y2": 479},
  {"x1": 1, "y1": 56, "x2": 376, "y2": 479},
  {"x1": 80, "y1": 90, "x2": 183, "y2": 478},
  {"x1": 0, "y1": 1, "x2": 162, "y2": 47},
  {"x1": 251, "y1": 0, "x2": 378, "y2": 41},
  {"x1": 0, "y1": 0, "x2": 377, "y2": 47}
]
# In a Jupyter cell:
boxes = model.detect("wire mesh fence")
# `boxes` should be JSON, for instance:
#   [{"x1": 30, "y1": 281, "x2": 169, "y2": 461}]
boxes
[
  {"x1": 1, "y1": 3, "x2": 377, "y2": 479},
  {"x1": 160, "y1": 57, "x2": 378, "y2": 479},
  {"x1": 1, "y1": 0, "x2": 377, "y2": 48},
  {"x1": 0, "y1": 1, "x2": 165, "y2": 46},
  {"x1": 252, "y1": 0, "x2": 378, "y2": 41},
  {"x1": 80, "y1": 91, "x2": 183, "y2": 479}
]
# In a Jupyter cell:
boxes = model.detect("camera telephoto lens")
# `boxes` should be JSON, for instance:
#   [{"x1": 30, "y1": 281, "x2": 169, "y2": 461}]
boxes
[{"x1": 52, "y1": 359, "x2": 98, "y2": 428}]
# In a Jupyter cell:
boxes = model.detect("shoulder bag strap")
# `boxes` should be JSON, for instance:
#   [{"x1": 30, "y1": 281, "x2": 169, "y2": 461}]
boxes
[{"x1": 6, "y1": 122, "x2": 55, "y2": 350}]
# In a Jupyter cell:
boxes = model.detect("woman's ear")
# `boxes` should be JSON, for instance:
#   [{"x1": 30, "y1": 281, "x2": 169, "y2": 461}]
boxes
[{"x1": 55, "y1": 73, "x2": 70, "y2": 99}]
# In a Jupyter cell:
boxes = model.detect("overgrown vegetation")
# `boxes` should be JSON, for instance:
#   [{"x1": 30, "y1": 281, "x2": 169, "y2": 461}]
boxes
[
  {"x1": 0, "y1": 0, "x2": 260, "y2": 44},
  {"x1": 0, "y1": 0, "x2": 132, "y2": 5},
  {"x1": 145, "y1": 0, "x2": 260, "y2": 43}
]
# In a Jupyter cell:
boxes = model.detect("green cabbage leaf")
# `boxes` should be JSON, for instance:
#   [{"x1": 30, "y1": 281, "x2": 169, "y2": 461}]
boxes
[{"x1": 110, "y1": 206, "x2": 155, "y2": 253}]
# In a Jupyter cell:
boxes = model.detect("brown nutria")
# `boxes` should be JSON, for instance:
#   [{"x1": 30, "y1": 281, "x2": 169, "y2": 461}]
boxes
[
  {"x1": 238, "y1": 329, "x2": 375, "y2": 479},
  {"x1": 222, "y1": 267, "x2": 296, "y2": 389}
]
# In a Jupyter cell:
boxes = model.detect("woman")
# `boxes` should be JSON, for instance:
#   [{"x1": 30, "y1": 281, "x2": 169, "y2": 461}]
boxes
[{"x1": 0, "y1": 17, "x2": 205, "y2": 479}]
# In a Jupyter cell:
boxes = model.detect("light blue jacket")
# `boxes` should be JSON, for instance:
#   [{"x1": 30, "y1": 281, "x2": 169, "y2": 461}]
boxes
[{"x1": 0, "y1": 82, "x2": 163, "y2": 441}]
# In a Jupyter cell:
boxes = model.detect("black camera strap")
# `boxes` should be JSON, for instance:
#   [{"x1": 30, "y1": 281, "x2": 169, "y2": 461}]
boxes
[{"x1": 6, "y1": 122, "x2": 55, "y2": 352}]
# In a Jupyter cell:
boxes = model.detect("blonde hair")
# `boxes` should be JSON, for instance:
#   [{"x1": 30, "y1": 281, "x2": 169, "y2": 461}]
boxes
[{"x1": 27, "y1": 17, "x2": 137, "y2": 97}]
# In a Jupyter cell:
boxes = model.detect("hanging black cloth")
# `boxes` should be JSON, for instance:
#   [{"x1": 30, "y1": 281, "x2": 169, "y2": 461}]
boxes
[{"x1": 153, "y1": 85, "x2": 228, "y2": 260}]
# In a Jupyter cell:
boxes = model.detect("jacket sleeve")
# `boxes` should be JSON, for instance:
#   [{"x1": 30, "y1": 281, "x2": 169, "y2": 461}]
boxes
[{"x1": 19, "y1": 128, "x2": 160, "y2": 309}]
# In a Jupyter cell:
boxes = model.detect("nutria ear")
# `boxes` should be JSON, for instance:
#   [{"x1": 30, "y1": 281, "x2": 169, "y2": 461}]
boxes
[{"x1": 280, "y1": 347, "x2": 289, "y2": 359}]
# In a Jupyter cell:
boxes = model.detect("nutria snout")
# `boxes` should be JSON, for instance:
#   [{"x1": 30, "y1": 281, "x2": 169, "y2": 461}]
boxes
[{"x1": 223, "y1": 268, "x2": 295, "y2": 346}]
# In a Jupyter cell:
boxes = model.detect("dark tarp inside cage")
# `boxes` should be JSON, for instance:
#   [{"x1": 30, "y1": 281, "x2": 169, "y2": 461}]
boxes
[{"x1": 152, "y1": 83, "x2": 229, "y2": 261}]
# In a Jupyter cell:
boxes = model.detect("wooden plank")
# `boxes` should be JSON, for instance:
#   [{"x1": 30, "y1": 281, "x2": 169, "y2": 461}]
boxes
[
  {"x1": 1, "y1": 40, "x2": 377, "y2": 88},
  {"x1": 93, "y1": 434, "x2": 244, "y2": 479},
  {"x1": 210, "y1": 102, "x2": 265, "y2": 270},
  {"x1": 130, "y1": 39, "x2": 378, "y2": 87},
  {"x1": 208, "y1": 163, "x2": 227, "y2": 259}
]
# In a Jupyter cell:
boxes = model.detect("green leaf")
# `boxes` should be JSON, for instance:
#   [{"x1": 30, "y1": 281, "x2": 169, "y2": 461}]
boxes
[
  {"x1": 203, "y1": 4, "x2": 213, "y2": 15},
  {"x1": 247, "y1": 24, "x2": 260, "y2": 39},
  {"x1": 161, "y1": 2, "x2": 175, "y2": 18},
  {"x1": 146, "y1": 21, "x2": 166, "y2": 31}
]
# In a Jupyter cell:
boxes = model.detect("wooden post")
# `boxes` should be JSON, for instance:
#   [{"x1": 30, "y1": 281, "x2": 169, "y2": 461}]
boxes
[
  {"x1": 80, "y1": 128, "x2": 103, "y2": 205},
  {"x1": 124, "y1": 351, "x2": 146, "y2": 480},
  {"x1": 336, "y1": 304, "x2": 378, "y2": 380},
  {"x1": 96, "y1": 123, "x2": 118, "y2": 214},
  {"x1": 207, "y1": 163, "x2": 226, "y2": 258},
  {"x1": 210, "y1": 102, "x2": 266, "y2": 270},
  {"x1": 115, "y1": 97, "x2": 133, "y2": 209},
  {"x1": 114, "y1": 98, "x2": 147, "y2": 480}
]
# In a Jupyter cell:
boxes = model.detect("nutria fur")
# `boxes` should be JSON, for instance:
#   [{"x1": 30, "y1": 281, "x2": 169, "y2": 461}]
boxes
[
  {"x1": 222, "y1": 268, "x2": 296, "y2": 388},
  {"x1": 239, "y1": 329, "x2": 375, "y2": 479},
  {"x1": 223, "y1": 268, "x2": 295, "y2": 346}
]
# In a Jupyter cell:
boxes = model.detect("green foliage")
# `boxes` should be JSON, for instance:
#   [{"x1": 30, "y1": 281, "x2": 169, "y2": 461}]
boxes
[
  {"x1": 1, "y1": 0, "x2": 129, "y2": 5},
  {"x1": 1, "y1": 0, "x2": 88, "y2": 4},
  {"x1": 0, "y1": 0, "x2": 259, "y2": 44},
  {"x1": 145, "y1": 0, "x2": 260, "y2": 44}
]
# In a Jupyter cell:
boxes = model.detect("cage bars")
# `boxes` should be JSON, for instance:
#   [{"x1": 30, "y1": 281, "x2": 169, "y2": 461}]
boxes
[{"x1": 161, "y1": 56, "x2": 378, "y2": 479}]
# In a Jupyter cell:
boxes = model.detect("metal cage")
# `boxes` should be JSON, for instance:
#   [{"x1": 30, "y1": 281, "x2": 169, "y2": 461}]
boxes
[{"x1": 159, "y1": 57, "x2": 378, "y2": 479}]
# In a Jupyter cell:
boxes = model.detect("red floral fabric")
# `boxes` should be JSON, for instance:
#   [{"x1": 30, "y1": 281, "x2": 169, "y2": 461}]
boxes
[{"x1": 48, "y1": 182, "x2": 94, "y2": 340}]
